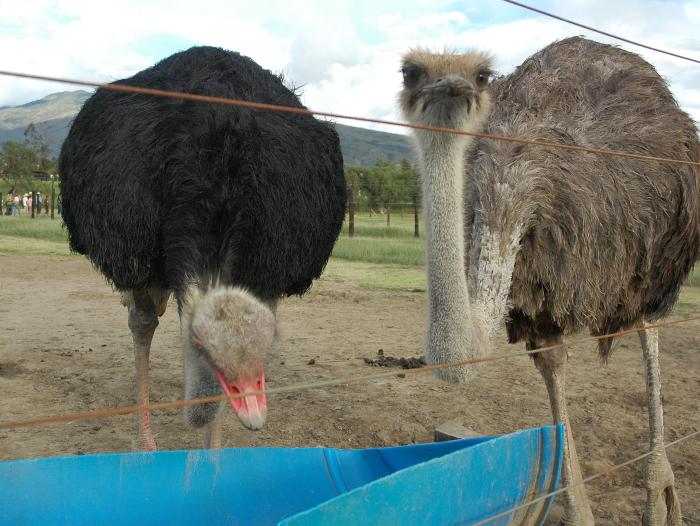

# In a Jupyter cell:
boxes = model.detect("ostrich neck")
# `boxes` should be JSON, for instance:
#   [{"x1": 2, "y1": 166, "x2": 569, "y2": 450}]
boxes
[
  {"x1": 416, "y1": 124, "x2": 526, "y2": 379},
  {"x1": 419, "y1": 132, "x2": 472, "y2": 329}
]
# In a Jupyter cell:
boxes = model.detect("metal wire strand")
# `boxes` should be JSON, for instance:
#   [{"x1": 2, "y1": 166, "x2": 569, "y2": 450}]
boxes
[
  {"x1": 502, "y1": 0, "x2": 700, "y2": 64},
  {"x1": 0, "y1": 69, "x2": 698, "y2": 168},
  {"x1": 1, "y1": 314, "x2": 699, "y2": 431}
]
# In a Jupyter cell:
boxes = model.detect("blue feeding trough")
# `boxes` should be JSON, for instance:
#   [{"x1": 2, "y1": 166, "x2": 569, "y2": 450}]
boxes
[{"x1": 0, "y1": 425, "x2": 564, "y2": 526}]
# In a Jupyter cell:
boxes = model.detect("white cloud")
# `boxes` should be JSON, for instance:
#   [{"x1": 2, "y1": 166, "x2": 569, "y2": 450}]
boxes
[
  {"x1": 284, "y1": 9, "x2": 366, "y2": 85},
  {"x1": 0, "y1": 0, "x2": 698, "y2": 131},
  {"x1": 377, "y1": 11, "x2": 470, "y2": 40},
  {"x1": 0, "y1": 0, "x2": 291, "y2": 105},
  {"x1": 686, "y1": 0, "x2": 700, "y2": 21}
]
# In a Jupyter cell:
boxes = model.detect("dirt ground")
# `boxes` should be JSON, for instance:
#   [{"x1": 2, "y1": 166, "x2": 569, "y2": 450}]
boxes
[{"x1": 1, "y1": 254, "x2": 698, "y2": 525}]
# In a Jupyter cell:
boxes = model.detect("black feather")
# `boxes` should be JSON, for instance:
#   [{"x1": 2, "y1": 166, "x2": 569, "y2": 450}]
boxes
[{"x1": 59, "y1": 46, "x2": 346, "y2": 301}]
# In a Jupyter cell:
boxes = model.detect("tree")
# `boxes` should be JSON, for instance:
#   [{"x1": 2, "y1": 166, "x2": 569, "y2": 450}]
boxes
[
  {"x1": 344, "y1": 159, "x2": 421, "y2": 230},
  {"x1": 399, "y1": 158, "x2": 421, "y2": 238},
  {"x1": 0, "y1": 141, "x2": 39, "y2": 191},
  {"x1": 23, "y1": 123, "x2": 52, "y2": 171},
  {"x1": 345, "y1": 167, "x2": 357, "y2": 237},
  {"x1": 376, "y1": 159, "x2": 402, "y2": 226}
]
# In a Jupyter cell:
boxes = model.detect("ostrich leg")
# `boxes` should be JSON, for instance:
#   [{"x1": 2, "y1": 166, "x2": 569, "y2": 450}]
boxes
[
  {"x1": 123, "y1": 288, "x2": 170, "y2": 451},
  {"x1": 638, "y1": 323, "x2": 682, "y2": 526},
  {"x1": 532, "y1": 338, "x2": 595, "y2": 526}
]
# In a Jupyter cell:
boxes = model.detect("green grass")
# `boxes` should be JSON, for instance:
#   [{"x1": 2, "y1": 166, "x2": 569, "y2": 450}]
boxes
[
  {"x1": 2, "y1": 211, "x2": 699, "y2": 300},
  {"x1": 0, "y1": 213, "x2": 68, "y2": 243},
  {"x1": 671, "y1": 285, "x2": 700, "y2": 317},
  {"x1": 321, "y1": 259, "x2": 425, "y2": 291},
  {"x1": 333, "y1": 212, "x2": 425, "y2": 266},
  {"x1": 685, "y1": 267, "x2": 700, "y2": 287},
  {"x1": 341, "y1": 211, "x2": 423, "y2": 239},
  {"x1": 0, "y1": 235, "x2": 72, "y2": 256},
  {"x1": 332, "y1": 236, "x2": 424, "y2": 266},
  {"x1": 0, "y1": 214, "x2": 72, "y2": 256}
]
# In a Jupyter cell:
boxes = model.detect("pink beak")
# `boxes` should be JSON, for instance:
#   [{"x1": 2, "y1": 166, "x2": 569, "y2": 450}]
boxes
[{"x1": 213, "y1": 369, "x2": 267, "y2": 431}]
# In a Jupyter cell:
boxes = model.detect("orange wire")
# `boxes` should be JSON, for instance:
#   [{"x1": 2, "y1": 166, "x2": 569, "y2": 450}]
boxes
[
  {"x1": 0, "y1": 69, "x2": 698, "y2": 168},
  {"x1": 2, "y1": 314, "x2": 699, "y2": 431}
]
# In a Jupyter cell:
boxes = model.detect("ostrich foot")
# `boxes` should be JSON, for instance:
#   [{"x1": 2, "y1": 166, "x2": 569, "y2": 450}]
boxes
[
  {"x1": 559, "y1": 502, "x2": 595, "y2": 526},
  {"x1": 133, "y1": 432, "x2": 158, "y2": 452},
  {"x1": 642, "y1": 449, "x2": 682, "y2": 526},
  {"x1": 542, "y1": 495, "x2": 594, "y2": 526},
  {"x1": 553, "y1": 481, "x2": 594, "y2": 526},
  {"x1": 131, "y1": 405, "x2": 158, "y2": 451},
  {"x1": 140, "y1": 411, "x2": 158, "y2": 451},
  {"x1": 143, "y1": 436, "x2": 158, "y2": 452}
]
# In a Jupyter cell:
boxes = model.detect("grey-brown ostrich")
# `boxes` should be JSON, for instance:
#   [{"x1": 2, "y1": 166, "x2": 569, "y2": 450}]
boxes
[
  {"x1": 398, "y1": 38, "x2": 700, "y2": 525},
  {"x1": 59, "y1": 46, "x2": 346, "y2": 450}
]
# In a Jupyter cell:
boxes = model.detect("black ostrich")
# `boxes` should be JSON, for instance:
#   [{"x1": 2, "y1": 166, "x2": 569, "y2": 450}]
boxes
[{"x1": 59, "y1": 46, "x2": 346, "y2": 450}]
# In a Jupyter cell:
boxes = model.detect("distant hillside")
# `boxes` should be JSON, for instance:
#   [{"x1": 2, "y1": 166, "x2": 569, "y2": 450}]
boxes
[
  {"x1": 335, "y1": 123, "x2": 415, "y2": 165},
  {"x1": 0, "y1": 91, "x2": 415, "y2": 166}
]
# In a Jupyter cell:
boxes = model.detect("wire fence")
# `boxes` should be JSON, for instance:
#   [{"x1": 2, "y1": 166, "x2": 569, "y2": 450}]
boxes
[
  {"x1": 0, "y1": 69, "x2": 698, "y2": 169},
  {"x1": 3, "y1": 314, "x2": 700, "y2": 430},
  {"x1": 1, "y1": 19, "x2": 700, "y2": 523},
  {"x1": 501, "y1": 0, "x2": 700, "y2": 64},
  {"x1": 2, "y1": 312, "x2": 699, "y2": 523}
]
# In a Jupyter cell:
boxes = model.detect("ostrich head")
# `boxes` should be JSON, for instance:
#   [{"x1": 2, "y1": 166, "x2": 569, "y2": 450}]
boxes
[
  {"x1": 184, "y1": 286, "x2": 276, "y2": 430},
  {"x1": 398, "y1": 48, "x2": 493, "y2": 131}
]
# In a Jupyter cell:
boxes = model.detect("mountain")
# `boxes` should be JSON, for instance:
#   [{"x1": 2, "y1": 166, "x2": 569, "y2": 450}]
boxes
[
  {"x1": 0, "y1": 91, "x2": 91, "y2": 154},
  {"x1": 0, "y1": 91, "x2": 415, "y2": 166},
  {"x1": 335, "y1": 122, "x2": 415, "y2": 165}
]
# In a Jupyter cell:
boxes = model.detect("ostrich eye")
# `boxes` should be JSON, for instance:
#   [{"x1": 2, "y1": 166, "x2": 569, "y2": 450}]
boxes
[
  {"x1": 475, "y1": 70, "x2": 491, "y2": 88},
  {"x1": 402, "y1": 66, "x2": 423, "y2": 88}
]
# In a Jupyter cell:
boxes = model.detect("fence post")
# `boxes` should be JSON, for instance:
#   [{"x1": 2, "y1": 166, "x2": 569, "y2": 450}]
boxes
[
  {"x1": 348, "y1": 182, "x2": 355, "y2": 238},
  {"x1": 50, "y1": 175, "x2": 55, "y2": 219},
  {"x1": 413, "y1": 194, "x2": 420, "y2": 238}
]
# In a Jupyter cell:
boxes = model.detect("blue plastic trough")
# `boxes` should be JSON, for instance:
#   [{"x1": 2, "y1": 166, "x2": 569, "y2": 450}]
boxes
[{"x1": 0, "y1": 425, "x2": 563, "y2": 526}]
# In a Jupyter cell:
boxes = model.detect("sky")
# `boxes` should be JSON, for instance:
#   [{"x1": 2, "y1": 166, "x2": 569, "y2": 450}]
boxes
[{"x1": 1, "y1": 0, "x2": 699, "y2": 132}]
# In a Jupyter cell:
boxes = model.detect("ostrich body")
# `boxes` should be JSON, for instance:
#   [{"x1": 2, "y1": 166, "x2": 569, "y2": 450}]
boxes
[
  {"x1": 399, "y1": 38, "x2": 700, "y2": 525},
  {"x1": 59, "y1": 46, "x2": 346, "y2": 449}
]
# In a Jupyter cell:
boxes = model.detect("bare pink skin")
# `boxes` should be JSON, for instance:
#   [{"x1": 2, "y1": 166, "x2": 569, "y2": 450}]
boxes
[
  {"x1": 140, "y1": 393, "x2": 157, "y2": 451},
  {"x1": 213, "y1": 369, "x2": 267, "y2": 431},
  {"x1": 191, "y1": 333, "x2": 267, "y2": 431}
]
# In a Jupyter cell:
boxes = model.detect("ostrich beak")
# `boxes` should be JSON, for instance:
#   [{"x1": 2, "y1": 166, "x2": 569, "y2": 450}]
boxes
[
  {"x1": 213, "y1": 369, "x2": 267, "y2": 430},
  {"x1": 416, "y1": 75, "x2": 475, "y2": 115},
  {"x1": 427, "y1": 75, "x2": 473, "y2": 98}
]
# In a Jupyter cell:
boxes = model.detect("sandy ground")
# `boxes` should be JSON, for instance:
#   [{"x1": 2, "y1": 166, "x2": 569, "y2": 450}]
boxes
[{"x1": 0, "y1": 254, "x2": 698, "y2": 525}]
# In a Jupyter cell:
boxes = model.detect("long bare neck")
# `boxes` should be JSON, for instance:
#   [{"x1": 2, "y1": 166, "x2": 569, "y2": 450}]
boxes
[
  {"x1": 419, "y1": 132, "x2": 470, "y2": 312},
  {"x1": 417, "y1": 131, "x2": 485, "y2": 382}
]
